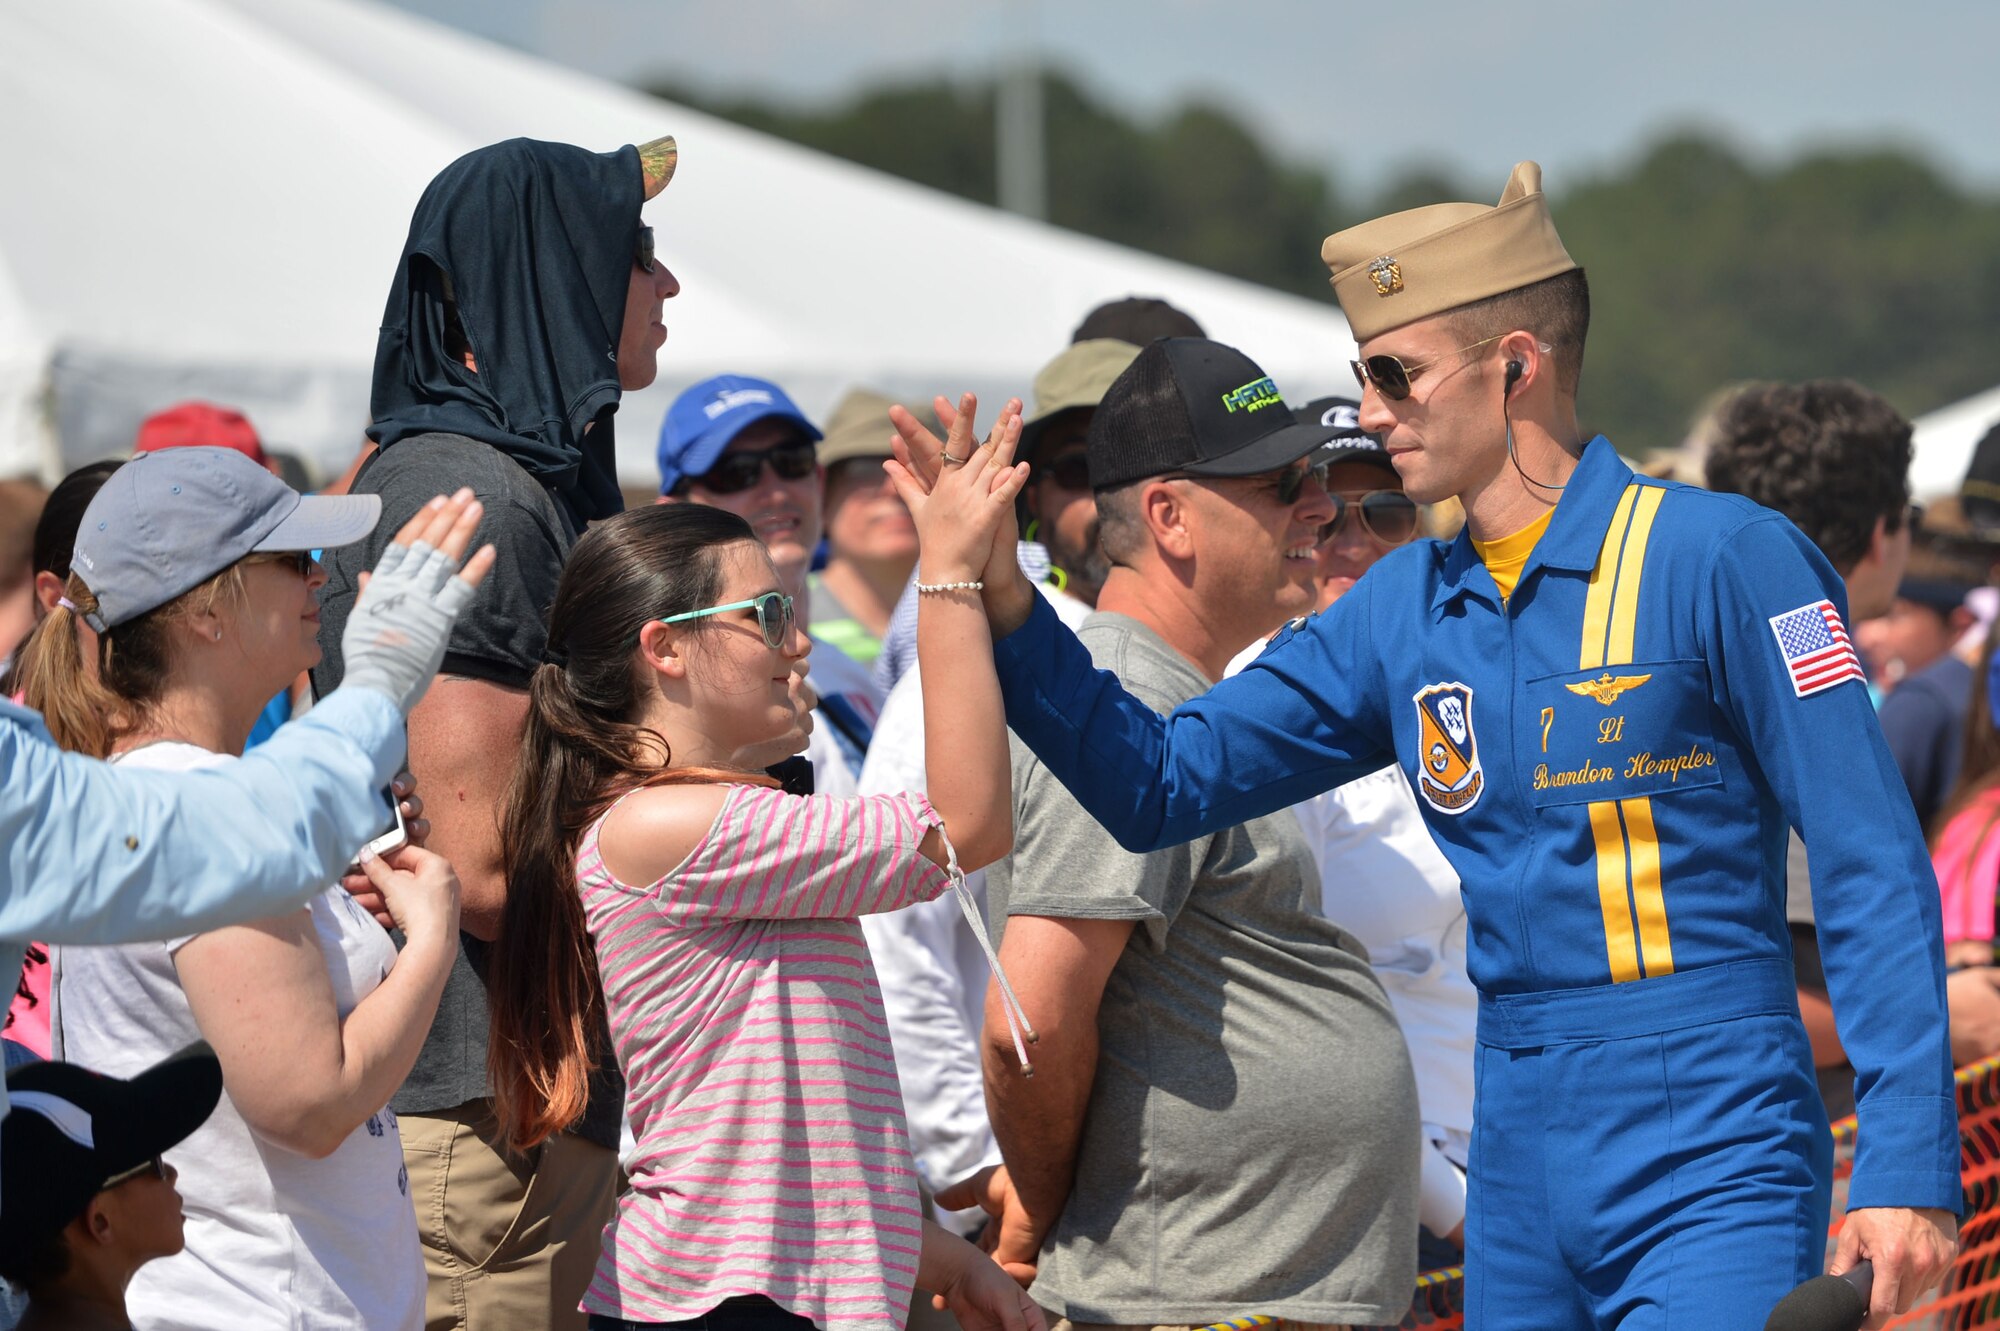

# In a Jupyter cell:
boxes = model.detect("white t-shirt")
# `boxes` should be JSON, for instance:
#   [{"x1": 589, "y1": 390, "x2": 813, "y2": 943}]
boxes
[{"x1": 50, "y1": 742, "x2": 423, "y2": 1331}]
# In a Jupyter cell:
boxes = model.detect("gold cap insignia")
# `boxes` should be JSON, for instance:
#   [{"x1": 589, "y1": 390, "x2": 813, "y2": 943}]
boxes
[
  {"x1": 1368, "y1": 256, "x2": 1404, "y2": 297},
  {"x1": 1565, "y1": 672, "x2": 1653, "y2": 705},
  {"x1": 638, "y1": 135, "x2": 678, "y2": 201}
]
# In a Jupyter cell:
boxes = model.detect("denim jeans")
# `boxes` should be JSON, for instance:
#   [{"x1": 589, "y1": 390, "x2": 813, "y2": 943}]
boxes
[{"x1": 588, "y1": 1295, "x2": 816, "y2": 1331}]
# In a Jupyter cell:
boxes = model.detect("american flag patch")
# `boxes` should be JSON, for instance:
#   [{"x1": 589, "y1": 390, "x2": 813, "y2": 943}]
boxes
[{"x1": 1768, "y1": 599, "x2": 1866, "y2": 698}]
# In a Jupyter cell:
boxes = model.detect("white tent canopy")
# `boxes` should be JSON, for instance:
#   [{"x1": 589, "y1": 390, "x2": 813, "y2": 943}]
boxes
[
  {"x1": 1910, "y1": 384, "x2": 2000, "y2": 500},
  {"x1": 0, "y1": 0, "x2": 1356, "y2": 488}
]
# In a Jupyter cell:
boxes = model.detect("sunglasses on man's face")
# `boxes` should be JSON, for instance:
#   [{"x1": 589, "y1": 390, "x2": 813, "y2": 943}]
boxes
[
  {"x1": 1040, "y1": 450, "x2": 1092, "y2": 493},
  {"x1": 102, "y1": 1155, "x2": 167, "y2": 1190},
  {"x1": 1350, "y1": 333, "x2": 1510, "y2": 402},
  {"x1": 634, "y1": 225, "x2": 656, "y2": 274},
  {"x1": 687, "y1": 440, "x2": 818, "y2": 496},
  {"x1": 1161, "y1": 458, "x2": 1324, "y2": 507},
  {"x1": 659, "y1": 590, "x2": 797, "y2": 651},
  {"x1": 1320, "y1": 489, "x2": 1420, "y2": 546}
]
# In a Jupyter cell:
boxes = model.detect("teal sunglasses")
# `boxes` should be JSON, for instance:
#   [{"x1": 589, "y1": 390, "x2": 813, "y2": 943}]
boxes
[{"x1": 658, "y1": 591, "x2": 796, "y2": 649}]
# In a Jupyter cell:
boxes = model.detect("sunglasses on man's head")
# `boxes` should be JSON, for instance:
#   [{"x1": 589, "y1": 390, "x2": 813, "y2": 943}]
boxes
[
  {"x1": 634, "y1": 226, "x2": 656, "y2": 274},
  {"x1": 681, "y1": 440, "x2": 818, "y2": 497},
  {"x1": 659, "y1": 590, "x2": 797, "y2": 651},
  {"x1": 1321, "y1": 489, "x2": 1420, "y2": 546}
]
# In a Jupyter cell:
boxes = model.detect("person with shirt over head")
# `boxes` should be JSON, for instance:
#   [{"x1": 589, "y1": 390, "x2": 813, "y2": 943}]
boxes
[
  {"x1": 20, "y1": 447, "x2": 457, "y2": 1331},
  {"x1": 312, "y1": 133, "x2": 681, "y2": 1330},
  {"x1": 892, "y1": 162, "x2": 1959, "y2": 1328},
  {"x1": 657, "y1": 376, "x2": 910, "y2": 791},
  {"x1": 1229, "y1": 396, "x2": 1474, "y2": 1268},
  {"x1": 945, "y1": 339, "x2": 1419, "y2": 1330},
  {"x1": 485, "y1": 415, "x2": 1047, "y2": 1330},
  {"x1": 0, "y1": 1043, "x2": 224, "y2": 1331}
]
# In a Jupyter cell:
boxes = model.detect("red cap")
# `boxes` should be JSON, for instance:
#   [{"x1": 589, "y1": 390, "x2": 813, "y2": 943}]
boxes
[{"x1": 133, "y1": 401, "x2": 269, "y2": 467}]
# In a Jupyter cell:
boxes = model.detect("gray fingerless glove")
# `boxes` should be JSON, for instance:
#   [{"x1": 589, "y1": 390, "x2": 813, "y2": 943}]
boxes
[{"x1": 339, "y1": 539, "x2": 479, "y2": 714}]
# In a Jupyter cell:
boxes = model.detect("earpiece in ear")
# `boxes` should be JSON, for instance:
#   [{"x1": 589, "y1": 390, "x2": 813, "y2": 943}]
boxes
[{"x1": 1504, "y1": 360, "x2": 1524, "y2": 395}]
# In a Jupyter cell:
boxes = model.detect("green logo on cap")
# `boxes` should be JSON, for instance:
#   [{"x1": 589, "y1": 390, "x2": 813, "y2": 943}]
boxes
[{"x1": 1221, "y1": 376, "x2": 1281, "y2": 415}]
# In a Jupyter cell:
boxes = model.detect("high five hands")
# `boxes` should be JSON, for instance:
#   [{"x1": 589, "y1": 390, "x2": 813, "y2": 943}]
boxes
[{"x1": 887, "y1": 394, "x2": 1042, "y2": 636}]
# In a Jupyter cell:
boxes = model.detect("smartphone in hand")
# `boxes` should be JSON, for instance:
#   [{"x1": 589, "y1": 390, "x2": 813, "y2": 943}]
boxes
[{"x1": 362, "y1": 784, "x2": 408, "y2": 860}]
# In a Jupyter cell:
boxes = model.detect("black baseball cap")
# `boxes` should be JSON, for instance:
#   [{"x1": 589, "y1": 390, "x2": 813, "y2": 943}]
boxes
[
  {"x1": 0, "y1": 1043, "x2": 222, "y2": 1256},
  {"x1": 1296, "y1": 396, "x2": 1396, "y2": 476},
  {"x1": 1086, "y1": 338, "x2": 1330, "y2": 491},
  {"x1": 1071, "y1": 296, "x2": 1205, "y2": 346}
]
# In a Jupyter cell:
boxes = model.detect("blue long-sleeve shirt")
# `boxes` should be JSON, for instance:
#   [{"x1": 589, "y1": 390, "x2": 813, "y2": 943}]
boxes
[
  {"x1": 1, "y1": 686, "x2": 404, "y2": 1067},
  {"x1": 993, "y1": 437, "x2": 1958, "y2": 1213}
]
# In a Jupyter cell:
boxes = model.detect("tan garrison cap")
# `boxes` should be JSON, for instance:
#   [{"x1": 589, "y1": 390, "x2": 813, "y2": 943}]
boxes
[
  {"x1": 1321, "y1": 161, "x2": 1577, "y2": 343},
  {"x1": 819, "y1": 388, "x2": 943, "y2": 468},
  {"x1": 1021, "y1": 339, "x2": 1141, "y2": 455}
]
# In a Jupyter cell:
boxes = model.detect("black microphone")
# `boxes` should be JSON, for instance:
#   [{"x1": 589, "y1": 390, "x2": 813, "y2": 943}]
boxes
[{"x1": 1764, "y1": 1260, "x2": 1873, "y2": 1331}]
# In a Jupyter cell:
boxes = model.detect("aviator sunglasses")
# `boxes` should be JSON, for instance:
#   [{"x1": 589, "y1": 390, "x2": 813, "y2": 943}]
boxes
[
  {"x1": 1350, "y1": 333, "x2": 1509, "y2": 402},
  {"x1": 1321, "y1": 489, "x2": 1420, "y2": 545},
  {"x1": 659, "y1": 590, "x2": 797, "y2": 650},
  {"x1": 680, "y1": 440, "x2": 819, "y2": 497},
  {"x1": 634, "y1": 225, "x2": 656, "y2": 274}
]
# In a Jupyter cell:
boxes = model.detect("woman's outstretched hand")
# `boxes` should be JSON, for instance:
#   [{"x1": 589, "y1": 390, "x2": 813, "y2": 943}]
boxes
[
  {"x1": 889, "y1": 393, "x2": 1040, "y2": 636},
  {"x1": 885, "y1": 392, "x2": 1030, "y2": 586}
]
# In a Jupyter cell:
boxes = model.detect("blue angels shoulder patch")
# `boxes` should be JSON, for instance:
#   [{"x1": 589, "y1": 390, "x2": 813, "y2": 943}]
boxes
[{"x1": 1414, "y1": 681, "x2": 1485, "y2": 815}]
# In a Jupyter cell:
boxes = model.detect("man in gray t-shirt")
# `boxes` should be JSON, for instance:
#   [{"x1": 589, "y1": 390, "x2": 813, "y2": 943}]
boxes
[{"x1": 972, "y1": 339, "x2": 1419, "y2": 1329}]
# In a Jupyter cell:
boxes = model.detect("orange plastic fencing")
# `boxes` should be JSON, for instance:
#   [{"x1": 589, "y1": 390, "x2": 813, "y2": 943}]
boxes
[{"x1": 1391, "y1": 1054, "x2": 2000, "y2": 1331}]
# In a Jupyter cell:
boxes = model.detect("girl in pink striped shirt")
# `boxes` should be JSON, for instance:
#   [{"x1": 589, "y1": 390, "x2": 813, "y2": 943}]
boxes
[{"x1": 489, "y1": 400, "x2": 1041, "y2": 1331}]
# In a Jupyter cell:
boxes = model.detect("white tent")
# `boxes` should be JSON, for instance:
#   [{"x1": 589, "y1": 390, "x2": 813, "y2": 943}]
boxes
[
  {"x1": 0, "y1": 0, "x2": 1356, "y2": 489},
  {"x1": 1910, "y1": 384, "x2": 2000, "y2": 500}
]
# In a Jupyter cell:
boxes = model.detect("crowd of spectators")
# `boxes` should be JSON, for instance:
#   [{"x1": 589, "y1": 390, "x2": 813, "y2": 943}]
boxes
[{"x1": 1, "y1": 125, "x2": 1998, "y2": 1331}]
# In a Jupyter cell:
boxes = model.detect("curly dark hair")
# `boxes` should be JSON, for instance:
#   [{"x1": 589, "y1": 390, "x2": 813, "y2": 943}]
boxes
[{"x1": 1702, "y1": 380, "x2": 1911, "y2": 573}]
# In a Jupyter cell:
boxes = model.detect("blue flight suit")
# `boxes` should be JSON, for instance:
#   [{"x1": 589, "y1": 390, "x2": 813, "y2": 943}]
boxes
[{"x1": 992, "y1": 438, "x2": 1958, "y2": 1328}]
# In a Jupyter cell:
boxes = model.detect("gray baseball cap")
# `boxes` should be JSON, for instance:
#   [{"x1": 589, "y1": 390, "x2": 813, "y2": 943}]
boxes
[{"x1": 70, "y1": 447, "x2": 381, "y2": 632}]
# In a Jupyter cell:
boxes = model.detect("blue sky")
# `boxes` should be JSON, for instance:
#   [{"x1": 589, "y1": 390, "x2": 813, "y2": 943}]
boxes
[{"x1": 379, "y1": 0, "x2": 2000, "y2": 196}]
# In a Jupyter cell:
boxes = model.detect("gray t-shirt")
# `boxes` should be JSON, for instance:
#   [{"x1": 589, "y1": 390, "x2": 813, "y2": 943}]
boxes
[
  {"x1": 986, "y1": 613, "x2": 1419, "y2": 1326},
  {"x1": 313, "y1": 434, "x2": 623, "y2": 1150}
]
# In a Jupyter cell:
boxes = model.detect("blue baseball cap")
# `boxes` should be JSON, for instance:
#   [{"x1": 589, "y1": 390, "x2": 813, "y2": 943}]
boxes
[{"x1": 657, "y1": 375, "x2": 822, "y2": 494}]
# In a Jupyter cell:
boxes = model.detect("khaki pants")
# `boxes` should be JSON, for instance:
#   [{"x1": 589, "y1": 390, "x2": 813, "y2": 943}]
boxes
[
  {"x1": 401, "y1": 1100, "x2": 620, "y2": 1331},
  {"x1": 1048, "y1": 1311, "x2": 1344, "y2": 1319}
]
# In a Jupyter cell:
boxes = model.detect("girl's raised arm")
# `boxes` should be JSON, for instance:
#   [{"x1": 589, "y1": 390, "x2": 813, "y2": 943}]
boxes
[{"x1": 886, "y1": 394, "x2": 1031, "y2": 874}]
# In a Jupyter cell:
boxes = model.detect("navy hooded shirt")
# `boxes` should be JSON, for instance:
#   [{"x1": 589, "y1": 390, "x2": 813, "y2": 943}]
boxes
[{"x1": 367, "y1": 137, "x2": 646, "y2": 526}]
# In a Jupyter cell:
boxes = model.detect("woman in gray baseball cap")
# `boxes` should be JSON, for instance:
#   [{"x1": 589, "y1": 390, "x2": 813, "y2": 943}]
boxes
[{"x1": 17, "y1": 446, "x2": 457, "y2": 1330}]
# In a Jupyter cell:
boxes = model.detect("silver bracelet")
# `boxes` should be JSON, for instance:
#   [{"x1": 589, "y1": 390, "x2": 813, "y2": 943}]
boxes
[{"x1": 914, "y1": 579, "x2": 985, "y2": 594}]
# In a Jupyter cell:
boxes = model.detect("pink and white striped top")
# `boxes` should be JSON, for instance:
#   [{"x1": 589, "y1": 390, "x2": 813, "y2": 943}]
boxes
[{"x1": 578, "y1": 782, "x2": 951, "y2": 1331}]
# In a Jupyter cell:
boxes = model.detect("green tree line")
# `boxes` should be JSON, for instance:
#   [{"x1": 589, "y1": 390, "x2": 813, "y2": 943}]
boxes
[{"x1": 650, "y1": 69, "x2": 2000, "y2": 455}]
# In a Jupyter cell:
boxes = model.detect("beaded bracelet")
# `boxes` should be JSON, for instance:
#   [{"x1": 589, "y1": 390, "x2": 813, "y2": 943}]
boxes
[{"x1": 914, "y1": 579, "x2": 985, "y2": 594}]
